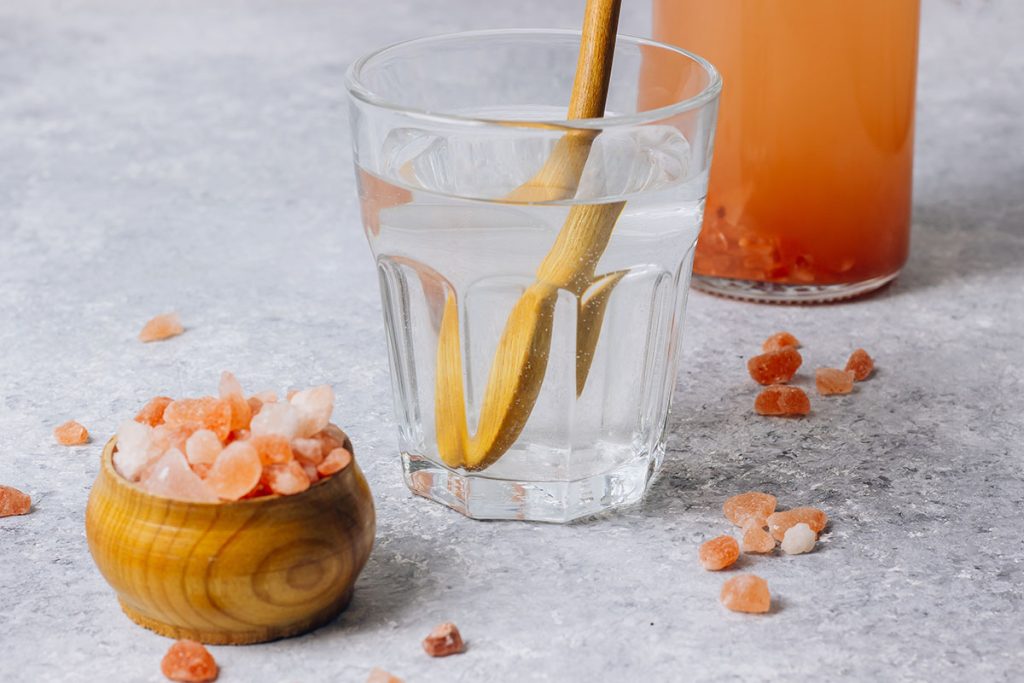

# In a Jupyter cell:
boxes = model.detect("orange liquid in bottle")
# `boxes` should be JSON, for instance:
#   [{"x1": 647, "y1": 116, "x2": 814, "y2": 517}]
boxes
[{"x1": 652, "y1": 0, "x2": 920, "y2": 294}]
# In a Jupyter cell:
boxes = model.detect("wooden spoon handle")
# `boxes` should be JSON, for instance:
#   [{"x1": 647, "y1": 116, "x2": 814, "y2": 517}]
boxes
[{"x1": 569, "y1": 0, "x2": 622, "y2": 120}]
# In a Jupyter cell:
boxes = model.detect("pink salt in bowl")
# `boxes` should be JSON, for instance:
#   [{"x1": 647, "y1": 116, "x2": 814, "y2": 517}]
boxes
[{"x1": 85, "y1": 433, "x2": 376, "y2": 645}]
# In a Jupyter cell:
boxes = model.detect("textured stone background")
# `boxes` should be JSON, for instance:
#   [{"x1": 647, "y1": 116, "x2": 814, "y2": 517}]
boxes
[{"x1": 1, "y1": 1, "x2": 1022, "y2": 681}]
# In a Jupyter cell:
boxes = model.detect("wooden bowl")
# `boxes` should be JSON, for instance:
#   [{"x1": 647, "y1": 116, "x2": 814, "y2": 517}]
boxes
[{"x1": 85, "y1": 435, "x2": 375, "y2": 644}]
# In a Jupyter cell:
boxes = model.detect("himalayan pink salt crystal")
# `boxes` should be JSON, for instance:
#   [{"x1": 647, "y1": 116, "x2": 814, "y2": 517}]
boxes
[
  {"x1": 114, "y1": 420, "x2": 159, "y2": 481},
  {"x1": 163, "y1": 398, "x2": 232, "y2": 442},
  {"x1": 781, "y1": 522, "x2": 817, "y2": 555},
  {"x1": 298, "y1": 459, "x2": 320, "y2": 484},
  {"x1": 747, "y1": 347, "x2": 802, "y2": 385},
  {"x1": 226, "y1": 429, "x2": 249, "y2": 444},
  {"x1": 54, "y1": 420, "x2": 90, "y2": 446},
  {"x1": 699, "y1": 535, "x2": 740, "y2": 571},
  {"x1": 754, "y1": 386, "x2": 811, "y2": 416},
  {"x1": 845, "y1": 348, "x2": 875, "y2": 381},
  {"x1": 0, "y1": 485, "x2": 31, "y2": 517},
  {"x1": 140, "y1": 450, "x2": 218, "y2": 503},
  {"x1": 247, "y1": 397, "x2": 263, "y2": 416},
  {"x1": 152, "y1": 423, "x2": 193, "y2": 454},
  {"x1": 767, "y1": 507, "x2": 828, "y2": 541},
  {"x1": 762, "y1": 331, "x2": 800, "y2": 352},
  {"x1": 218, "y1": 371, "x2": 253, "y2": 432},
  {"x1": 723, "y1": 491, "x2": 777, "y2": 527},
  {"x1": 249, "y1": 434, "x2": 293, "y2": 466},
  {"x1": 250, "y1": 402, "x2": 301, "y2": 440},
  {"x1": 135, "y1": 396, "x2": 174, "y2": 426},
  {"x1": 366, "y1": 668, "x2": 403, "y2": 683},
  {"x1": 720, "y1": 575, "x2": 771, "y2": 614},
  {"x1": 205, "y1": 442, "x2": 261, "y2": 501},
  {"x1": 422, "y1": 622, "x2": 465, "y2": 657},
  {"x1": 741, "y1": 523, "x2": 776, "y2": 554},
  {"x1": 317, "y1": 448, "x2": 352, "y2": 477},
  {"x1": 286, "y1": 389, "x2": 299, "y2": 401},
  {"x1": 161, "y1": 639, "x2": 218, "y2": 682},
  {"x1": 265, "y1": 461, "x2": 311, "y2": 495},
  {"x1": 191, "y1": 462, "x2": 212, "y2": 479},
  {"x1": 290, "y1": 385, "x2": 335, "y2": 438},
  {"x1": 815, "y1": 367, "x2": 855, "y2": 396},
  {"x1": 139, "y1": 312, "x2": 184, "y2": 343},
  {"x1": 185, "y1": 429, "x2": 222, "y2": 466},
  {"x1": 291, "y1": 437, "x2": 324, "y2": 464}
]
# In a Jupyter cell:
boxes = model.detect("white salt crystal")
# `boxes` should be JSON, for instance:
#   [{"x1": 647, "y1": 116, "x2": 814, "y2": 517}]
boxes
[
  {"x1": 289, "y1": 385, "x2": 334, "y2": 437},
  {"x1": 139, "y1": 449, "x2": 217, "y2": 503},
  {"x1": 781, "y1": 522, "x2": 817, "y2": 555},
  {"x1": 185, "y1": 429, "x2": 222, "y2": 466},
  {"x1": 250, "y1": 402, "x2": 301, "y2": 439}
]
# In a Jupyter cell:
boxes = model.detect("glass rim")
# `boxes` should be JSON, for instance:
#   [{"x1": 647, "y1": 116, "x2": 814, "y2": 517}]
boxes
[{"x1": 344, "y1": 28, "x2": 722, "y2": 130}]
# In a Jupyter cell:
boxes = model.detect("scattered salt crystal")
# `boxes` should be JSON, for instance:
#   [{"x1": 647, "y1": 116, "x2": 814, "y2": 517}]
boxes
[
  {"x1": 250, "y1": 402, "x2": 301, "y2": 440},
  {"x1": 160, "y1": 639, "x2": 218, "y2": 683},
  {"x1": 185, "y1": 429, "x2": 222, "y2": 466},
  {"x1": 113, "y1": 420, "x2": 158, "y2": 481},
  {"x1": 54, "y1": 420, "x2": 90, "y2": 446},
  {"x1": 205, "y1": 442, "x2": 261, "y2": 501},
  {"x1": 0, "y1": 485, "x2": 31, "y2": 517},
  {"x1": 754, "y1": 385, "x2": 811, "y2": 416},
  {"x1": 815, "y1": 367, "x2": 855, "y2": 395},
  {"x1": 720, "y1": 575, "x2": 771, "y2": 614},
  {"x1": 781, "y1": 522, "x2": 817, "y2": 555},
  {"x1": 767, "y1": 507, "x2": 828, "y2": 541},
  {"x1": 699, "y1": 535, "x2": 740, "y2": 571},
  {"x1": 741, "y1": 523, "x2": 776, "y2": 554},
  {"x1": 139, "y1": 312, "x2": 184, "y2": 343},
  {"x1": 747, "y1": 347, "x2": 802, "y2": 385},
  {"x1": 762, "y1": 331, "x2": 800, "y2": 352},
  {"x1": 422, "y1": 622, "x2": 465, "y2": 657},
  {"x1": 367, "y1": 668, "x2": 403, "y2": 683},
  {"x1": 140, "y1": 450, "x2": 218, "y2": 503},
  {"x1": 723, "y1": 491, "x2": 777, "y2": 527},
  {"x1": 290, "y1": 385, "x2": 335, "y2": 438},
  {"x1": 845, "y1": 348, "x2": 875, "y2": 381}
]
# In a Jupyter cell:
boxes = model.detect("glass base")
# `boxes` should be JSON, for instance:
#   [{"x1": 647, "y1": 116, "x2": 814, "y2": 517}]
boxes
[
  {"x1": 401, "y1": 450, "x2": 663, "y2": 523},
  {"x1": 691, "y1": 270, "x2": 900, "y2": 304}
]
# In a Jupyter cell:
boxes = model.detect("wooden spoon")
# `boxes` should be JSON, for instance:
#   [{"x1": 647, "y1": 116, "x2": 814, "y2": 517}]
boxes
[{"x1": 434, "y1": 0, "x2": 625, "y2": 471}]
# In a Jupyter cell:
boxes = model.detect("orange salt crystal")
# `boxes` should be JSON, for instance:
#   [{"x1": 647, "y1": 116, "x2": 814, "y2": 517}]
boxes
[
  {"x1": 815, "y1": 367, "x2": 855, "y2": 395},
  {"x1": 723, "y1": 491, "x2": 777, "y2": 527},
  {"x1": 741, "y1": 524, "x2": 776, "y2": 554},
  {"x1": 163, "y1": 398, "x2": 232, "y2": 442},
  {"x1": 160, "y1": 639, "x2": 218, "y2": 682},
  {"x1": 205, "y1": 442, "x2": 261, "y2": 500},
  {"x1": 720, "y1": 575, "x2": 771, "y2": 614},
  {"x1": 54, "y1": 420, "x2": 90, "y2": 446},
  {"x1": 762, "y1": 331, "x2": 800, "y2": 352},
  {"x1": 249, "y1": 434, "x2": 293, "y2": 466},
  {"x1": 317, "y1": 447, "x2": 352, "y2": 476},
  {"x1": 219, "y1": 371, "x2": 253, "y2": 432},
  {"x1": 265, "y1": 461, "x2": 311, "y2": 495},
  {"x1": 767, "y1": 507, "x2": 828, "y2": 541},
  {"x1": 292, "y1": 437, "x2": 324, "y2": 464},
  {"x1": 184, "y1": 429, "x2": 222, "y2": 466},
  {"x1": 139, "y1": 312, "x2": 184, "y2": 343},
  {"x1": 246, "y1": 397, "x2": 263, "y2": 416},
  {"x1": 698, "y1": 535, "x2": 740, "y2": 571},
  {"x1": 747, "y1": 347, "x2": 802, "y2": 385},
  {"x1": 135, "y1": 396, "x2": 174, "y2": 426},
  {"x1": 0, "y1": 485, "x2": 31, "y2": 517},
  {"x1": 367, "y1": 668, "x2": 404, "y2": 683},
  {"x1": 845, "y1": 348, "x2": 875, "y2": 381},
  {"x1": 754, "y1": 385, "x2": 810, "y2": 416},
  {"x1": 300, "y1": 460, "x2": 320, "y2": 484},
  {"x1": 422, "y1": 622, "x2": 465, "y2": 657}
]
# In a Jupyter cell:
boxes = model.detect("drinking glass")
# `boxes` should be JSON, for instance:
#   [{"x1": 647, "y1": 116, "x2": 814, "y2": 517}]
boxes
[
  {"x1": 346, "y1": 30, "x2": 720, "y2": 521},
  {"x1": 652, "y1": 0, "x2": 921, "y2": 302}
]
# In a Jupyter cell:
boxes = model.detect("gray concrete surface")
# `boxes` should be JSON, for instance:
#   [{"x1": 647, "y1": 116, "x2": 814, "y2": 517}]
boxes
[{"x1": 1, "y1": 0, "x2": 1022, "y2": 681}]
